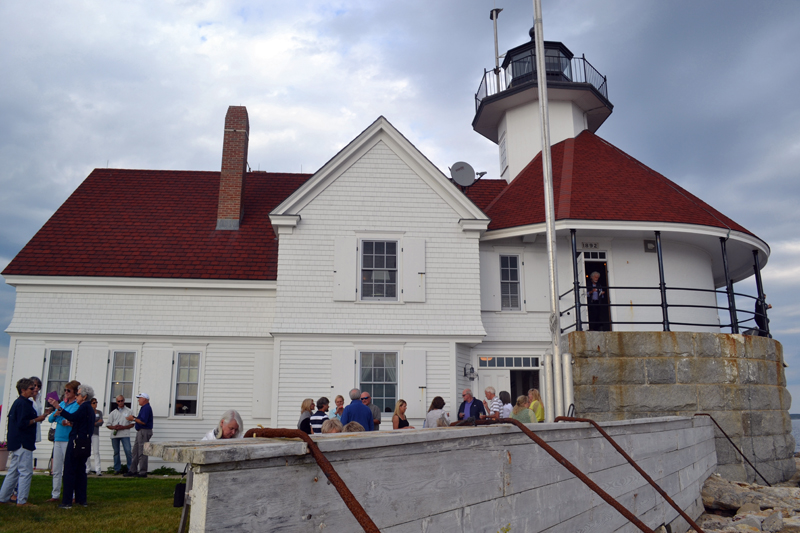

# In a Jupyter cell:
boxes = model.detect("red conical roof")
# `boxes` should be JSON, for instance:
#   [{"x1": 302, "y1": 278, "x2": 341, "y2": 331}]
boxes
[{"x1": 484, "y1": 130, "x2": 752, "y2": 235}]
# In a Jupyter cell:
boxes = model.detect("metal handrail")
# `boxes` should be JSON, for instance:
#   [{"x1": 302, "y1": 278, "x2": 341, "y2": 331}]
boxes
[
  {"x1": 451, "y1": 417, "x2": 655, "y2": 533},
  {"x1": 693, "y1": 413, "x2": 771, "y2": 487},
  {"x1": 555, "y1": 416, "x2": 704, "y2": 533},
  {"x1": 475, "y1": 55, "x2": 608, "y2": 110},
  {"x1": 244, "y1": 428, "x2": 380, "y2": 532},
  {"x1": 558, "y1": 283, "x2": 769, "y2": 334}
]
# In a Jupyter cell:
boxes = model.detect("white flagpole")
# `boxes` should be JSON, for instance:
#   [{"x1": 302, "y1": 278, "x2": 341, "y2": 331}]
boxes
[{"x1": 533, "y1": 0, "x2": 564, "y2": 420}]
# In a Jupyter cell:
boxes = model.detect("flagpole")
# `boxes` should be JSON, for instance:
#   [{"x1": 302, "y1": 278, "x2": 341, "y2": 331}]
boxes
[{"x1": 533, "y1": 0, "x2": 563, "y2": 420}]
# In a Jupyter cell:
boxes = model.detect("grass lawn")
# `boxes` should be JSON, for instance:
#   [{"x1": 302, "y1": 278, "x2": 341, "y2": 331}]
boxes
[{"x1": 0, "y1": 474, "x2": 183, "y2": 533}]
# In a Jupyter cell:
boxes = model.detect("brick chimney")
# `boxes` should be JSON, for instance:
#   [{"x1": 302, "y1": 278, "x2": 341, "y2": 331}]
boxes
[{"x1": 216, "y1": 106, "x2": 249, "y2": 230}]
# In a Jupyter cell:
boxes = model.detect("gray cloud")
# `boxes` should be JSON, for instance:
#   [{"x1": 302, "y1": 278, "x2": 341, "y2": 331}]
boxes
[{"x1": 1, "y1": 1, "x2": 799, "y2": 407}]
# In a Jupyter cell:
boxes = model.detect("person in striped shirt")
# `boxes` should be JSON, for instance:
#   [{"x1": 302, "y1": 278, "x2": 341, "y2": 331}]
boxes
[
  {"x1": 482, "y1": 387, "x2": 502, "y2": 420},
  {"x1": 310, "y1": 397, "x2": 330, "y2": 433}
]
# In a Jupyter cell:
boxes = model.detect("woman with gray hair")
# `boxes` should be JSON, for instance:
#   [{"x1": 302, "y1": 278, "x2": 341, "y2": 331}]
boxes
[
  {"x1": 48, "y1": 384, "x2": 95, "y2": 508},
  {"x1": 202, "y1": 410, "x2": 244, "y2": 440}
]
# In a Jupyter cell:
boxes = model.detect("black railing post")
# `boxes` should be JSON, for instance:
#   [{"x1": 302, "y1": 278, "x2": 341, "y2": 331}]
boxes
[
  {"x1": 753, "y1": 249, "x2": 769, "y2": 337},
  {"x1": 720, "y1": 237, "x2": 739, "y2": 333},
  {"x1": 654, "y1": 231, "x2": 670, "y2": 332},
  {"x1": 571, "y1": 229, "x2": 582, "y2": 331}
]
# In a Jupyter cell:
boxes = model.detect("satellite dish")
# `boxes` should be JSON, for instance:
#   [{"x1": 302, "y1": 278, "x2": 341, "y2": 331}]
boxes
[{"x1": 450, "y1": 161, "x2": 476, "y2": 187}]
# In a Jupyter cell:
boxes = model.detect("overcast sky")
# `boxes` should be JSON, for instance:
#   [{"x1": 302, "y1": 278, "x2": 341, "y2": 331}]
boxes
[{"x1": 1, "y1": 1, "x2": 799, "y2": 407}]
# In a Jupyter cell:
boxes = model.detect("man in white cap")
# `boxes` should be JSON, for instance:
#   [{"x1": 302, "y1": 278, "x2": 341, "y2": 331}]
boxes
[{"x1": 123, "y1": 393, "x2": 153, "y2": 478}]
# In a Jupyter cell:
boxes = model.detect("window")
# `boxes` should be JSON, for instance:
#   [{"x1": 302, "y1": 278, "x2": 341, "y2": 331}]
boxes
[
  {"x1": 46, "y1": 350, "x2": 72, "y2": 397},
  {"x1": 109, "y1": 351, "x2": 136, "y2": 411},
  {"x1": 479, "y1": 356, "x2": 539, "y2": 368},
  {"x1": 360, "y1": 352, "x2": 397, "y2": 414},
  {"x1": 500, "y1": 255, "x2": 521, "y2": 310},
  {"x1": 361, "y1": 240, "x2": 397, "y2": 301},
  {"x1": 174, "y1": 352, "x2": 200, "y2": 416}
]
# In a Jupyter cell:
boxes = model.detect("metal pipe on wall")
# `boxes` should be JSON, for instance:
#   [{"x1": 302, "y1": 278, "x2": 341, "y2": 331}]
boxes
[
  {"x1": 562, "y1": 351, "x2": 574, "y2": 414},
  {"x1": 654, "y1": 231, "x2": 670, "y2": 331},
  {"x1": 571, "y1": 229, "x2": 582, "y2": 331},
  {"x1": 720, "y1": 237, "x2": 739, "y2": 333},
  {"x1": 533, "y1": 0, "x2": 564, "y2": 419},
  {"x1": 543, "y1": 351, "x2": 555, "y2": 423}
]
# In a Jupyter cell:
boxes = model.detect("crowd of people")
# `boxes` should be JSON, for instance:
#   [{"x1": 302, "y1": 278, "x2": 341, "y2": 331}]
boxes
[
  {"x1": 2, "y1": 378, "x2": 545, "y2": 508},
  {"x1": 0, "y1": 377, "x2": 156, "y2": 508},
  {"x1": 295, "y1": 386, "x2": 546, "y2": 435}
]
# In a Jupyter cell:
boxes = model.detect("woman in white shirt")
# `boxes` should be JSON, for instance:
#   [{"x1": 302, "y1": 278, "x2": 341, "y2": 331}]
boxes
[
  {"x1": 499, "y1": 391, "x2": 513, "y2": 419},
  {"x1": 423, "y1": 396, "x2": 450, "y2": 428}
]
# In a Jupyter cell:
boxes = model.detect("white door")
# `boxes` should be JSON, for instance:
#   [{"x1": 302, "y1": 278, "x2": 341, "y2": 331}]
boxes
[{"x1": 477, "y1": 369, "x2": 511, "y2": 403}]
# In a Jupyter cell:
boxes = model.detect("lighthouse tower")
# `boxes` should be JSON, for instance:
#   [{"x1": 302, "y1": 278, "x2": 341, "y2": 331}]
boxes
[{"x1": 473, "y1": 28, "x2": 613, "y2": 182}]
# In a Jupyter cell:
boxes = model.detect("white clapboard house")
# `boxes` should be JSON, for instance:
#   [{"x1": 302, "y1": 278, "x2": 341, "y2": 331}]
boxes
[{"x1": 1, "y1": 34, "x2": 768, "y2": 469}]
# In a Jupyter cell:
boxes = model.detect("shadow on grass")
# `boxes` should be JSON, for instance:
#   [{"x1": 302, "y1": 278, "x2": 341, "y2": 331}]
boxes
[{"x1": 0, "y1": 474, "x2": 182, "y2": 533}]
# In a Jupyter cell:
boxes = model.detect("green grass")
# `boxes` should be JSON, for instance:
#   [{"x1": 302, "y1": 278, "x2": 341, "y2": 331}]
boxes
[{"x1": 0, "y1": 474, "x2": 183, "y2": 533}]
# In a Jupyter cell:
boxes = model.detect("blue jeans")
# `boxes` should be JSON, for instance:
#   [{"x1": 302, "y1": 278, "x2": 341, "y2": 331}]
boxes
[
  {"x1": 111, "y1": 437, "x2": 132, "y2": 472},
  {"x1": 0, "y1": 448, "x2": 33, "y2": 505}
]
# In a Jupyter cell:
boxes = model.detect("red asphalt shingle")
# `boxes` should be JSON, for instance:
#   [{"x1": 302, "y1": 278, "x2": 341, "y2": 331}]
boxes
[
  {"x1": 2, "y1": 169, "x2": 310, "y2": 280},
  {"x1": 484, "y1": 130, "x2": 752, "y2": 235}
]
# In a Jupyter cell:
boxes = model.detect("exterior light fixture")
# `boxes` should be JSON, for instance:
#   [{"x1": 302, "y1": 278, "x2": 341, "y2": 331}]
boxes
[{"x1": 464, "y1": 363, "x2": 476, "y2": 381}]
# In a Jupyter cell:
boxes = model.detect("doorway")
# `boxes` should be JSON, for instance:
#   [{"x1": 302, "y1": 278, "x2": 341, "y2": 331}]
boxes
[
  {"x1": 510, "y1": 370, "x2": 539, "y2": 402},
  {"x1": 584, "y1": 258, "x2": 611, "y2": 331}
]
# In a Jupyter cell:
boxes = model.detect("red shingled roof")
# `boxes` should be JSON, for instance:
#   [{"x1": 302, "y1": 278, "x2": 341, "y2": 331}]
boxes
[
  {"x1": 3, "y1": 169, "x2": 310, "y2": 280},
  {"x1": 460, "y1": 178, "x2": 507, "y2": 211},
  {"x1": 484, "y1": 130, "x2": 752, "y2": 235}
]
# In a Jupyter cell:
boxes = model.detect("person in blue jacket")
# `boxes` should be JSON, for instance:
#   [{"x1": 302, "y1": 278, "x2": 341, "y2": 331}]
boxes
[
  {"x1": 340, "y1": 389, "x2": 374, "y2": 431},
  {"x1": 0, "y1": 378, "x2": 49, "y2": 506},
  {"x1": 124, "y1": 393, "x2": 154, "y2": 477},
  {"x1": 457, "y1": 388, "x2": 486, "y2": 421}
]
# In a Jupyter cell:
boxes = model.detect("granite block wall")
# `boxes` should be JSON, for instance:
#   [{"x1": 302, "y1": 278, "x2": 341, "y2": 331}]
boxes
[{"x1": 569, "y1": 331, "x2": 795, "y2": 484}]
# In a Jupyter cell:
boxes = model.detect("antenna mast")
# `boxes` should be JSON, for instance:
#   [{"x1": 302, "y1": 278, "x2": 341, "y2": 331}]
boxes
[{"x1": 490, "y1": 8, "x2": 503, "y2": 90}]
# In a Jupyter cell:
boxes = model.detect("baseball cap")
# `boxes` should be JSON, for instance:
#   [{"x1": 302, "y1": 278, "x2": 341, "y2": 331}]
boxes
[{"x1": 136, "y1": 393, "x2": 150, "y2": 400}]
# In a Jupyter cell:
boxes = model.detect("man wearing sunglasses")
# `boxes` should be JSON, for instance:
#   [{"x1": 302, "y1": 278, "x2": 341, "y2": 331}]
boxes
[
  {"x1": 0, "y1": 379, "x2": 49, "y2": 506},
  {"x1": 106, "y1": 396, "x2": 134, "y2": 474}
]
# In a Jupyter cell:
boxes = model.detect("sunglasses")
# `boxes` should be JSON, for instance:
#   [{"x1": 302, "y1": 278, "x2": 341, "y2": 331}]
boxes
[{"x1": 360, "y1": 397, "x2": 370, "y2": 400}]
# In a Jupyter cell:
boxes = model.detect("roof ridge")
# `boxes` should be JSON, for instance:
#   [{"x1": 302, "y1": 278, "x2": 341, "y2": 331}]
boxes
[{"x1": 556, "y1": 138, "x2": 575, "y2": 219}]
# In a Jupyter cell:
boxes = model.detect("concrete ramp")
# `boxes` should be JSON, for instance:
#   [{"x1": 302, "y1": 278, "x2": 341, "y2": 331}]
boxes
[{"x1": 149, "y1": 416, "x2": 715, "y2": 532}]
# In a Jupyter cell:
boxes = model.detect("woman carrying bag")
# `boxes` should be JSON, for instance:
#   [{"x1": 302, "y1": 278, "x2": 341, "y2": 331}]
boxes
[{"x1": 48, "y1": 384, "x2": 95, "y2": 508}]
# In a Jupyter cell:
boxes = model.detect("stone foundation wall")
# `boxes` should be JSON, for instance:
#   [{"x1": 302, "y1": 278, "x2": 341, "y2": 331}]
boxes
[{"x1": 569, "y1": 331, "x2": 795, "y2": 484}]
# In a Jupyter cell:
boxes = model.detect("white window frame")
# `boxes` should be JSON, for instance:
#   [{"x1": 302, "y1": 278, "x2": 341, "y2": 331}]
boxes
[
  {"x1": 358, "y1": 350, "x2": 399, "y2": 416},
  {"x1": 44, "y1": 348, "x2": 75, "y2": 398},
  {"x1": 500, "y1": 254, "x2": 522, "y2": 311},
  {"x1": 171, "y1": 351, "x2": 203, "y2": 418},
  {"x1": 359, "y1": 239, "x2": 399, "y2": 302},
  {"x1": 108, "y1": 350, "x2": 138, "y2": 412}
]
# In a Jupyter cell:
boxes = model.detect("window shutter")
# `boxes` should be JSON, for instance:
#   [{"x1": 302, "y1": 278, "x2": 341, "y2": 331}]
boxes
[
  {"x1": 400, "y1": 349, "x2": 426, "y2": 418},
  {"x1": 74, "y1": 346, "x2": 111, "y2": 408},
  {"x1": 402, "y1": 237, "x2": 426, "y2": 303},
  {"x1": 523, "y1": 251, "x2": 550, "y2": 311},
  {"x1": 333, "y1": 236, "x2": 357, "y2": 301},
  {"x1": 252, "y1": 348, "x2": 272, "y2": 419},
  {"x1": 11, "y1": 345, "x2": 46, "y2": 391},
  {"x1": 480, "y1": 251, "x2": 501, "y2": 311},
  {"x1": 331, "y1": 347, "x2": 356, "y2": 395},
  {"x1": 139, "y1": 347, "x2": 175, "y2": 418}
]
